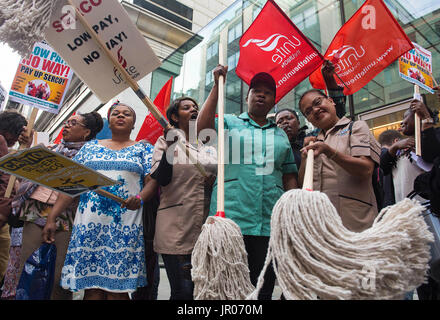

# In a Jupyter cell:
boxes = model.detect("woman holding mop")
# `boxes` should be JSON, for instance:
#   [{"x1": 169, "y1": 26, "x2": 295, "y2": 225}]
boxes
[
  {"x1": 149, "y1": 95, "x2": 217, "y2": 300},
  {"x1": 298, "y1": 87, "x2": 381, "y2": 232},
  {"x1": 197, "y1": 69, "x2": 298, "y2": 300}
]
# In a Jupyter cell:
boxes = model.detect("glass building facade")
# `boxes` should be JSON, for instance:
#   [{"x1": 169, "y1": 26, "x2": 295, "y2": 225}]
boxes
[{"x1": 149, "y1": 0, "x2": 440, "y2": 139}]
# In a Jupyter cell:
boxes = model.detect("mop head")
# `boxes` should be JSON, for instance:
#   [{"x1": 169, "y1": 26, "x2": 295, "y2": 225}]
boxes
[
  {"x1": 0, "y1": 0, "x2": 57, "y2": 57},
  {"x1": 191, "y1": 216, "x2": 255, "y2": 300},
  {"x1": 248, "y1": 189, "x2": 434, "y2": 300}
]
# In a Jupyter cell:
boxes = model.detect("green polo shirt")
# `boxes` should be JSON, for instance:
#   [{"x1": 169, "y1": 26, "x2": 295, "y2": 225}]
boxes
[{"x1": 210, "y1": 112, "x2": 297, "y2": 236}]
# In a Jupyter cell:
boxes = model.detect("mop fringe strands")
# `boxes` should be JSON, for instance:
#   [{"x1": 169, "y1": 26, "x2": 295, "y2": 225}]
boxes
[
  {"x1": 248, "y1": 189, "x2": 434, "y2": 300},
  {"x1": 0, "y1": 0, "x2": 55, "y2": 57},
  {"x1": 192, "y1": 216, "x2": 255, "y2": 300}
]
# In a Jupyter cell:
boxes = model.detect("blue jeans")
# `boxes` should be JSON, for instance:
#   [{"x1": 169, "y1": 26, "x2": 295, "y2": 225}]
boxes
[{"x1": 162, "y1": 254, "x2": 194, "y2": 300}]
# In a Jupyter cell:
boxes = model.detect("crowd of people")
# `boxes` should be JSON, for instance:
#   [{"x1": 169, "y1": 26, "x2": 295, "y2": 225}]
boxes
[{"x1": 0, "y1": 61, "x2": 439, "y2": 300}]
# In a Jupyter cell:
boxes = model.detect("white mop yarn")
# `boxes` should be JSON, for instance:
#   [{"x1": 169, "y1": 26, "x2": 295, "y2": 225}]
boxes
[
  {"x1": 247, "y1": 189, "x2": 434, "y2": 300},
  {"x1": 191, "y1": 216, "x2": 255, "y2": 300},
  {"x1": 0, "y1": 0, "x2": 57, "y2": 57}
]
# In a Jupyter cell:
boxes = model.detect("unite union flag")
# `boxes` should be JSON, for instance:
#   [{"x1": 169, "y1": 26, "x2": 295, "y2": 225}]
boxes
[
  {"x1": 309, "y1": 0, "x2": 414, "y2": 95},
  {"x1": 236, "y1": 0, "x2": 324, "y2": 103}
]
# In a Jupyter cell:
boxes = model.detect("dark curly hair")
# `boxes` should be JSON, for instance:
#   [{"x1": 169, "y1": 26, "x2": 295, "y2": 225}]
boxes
[
  {"x1": 79, "y1": 111, "x2": 104, "y2": 140},
  {"x1": 0, "y1": 110, "x2": 27, "y2": 138},
  {"x1": 166, "y1": 96, "x2": 198, "y2": 128}
]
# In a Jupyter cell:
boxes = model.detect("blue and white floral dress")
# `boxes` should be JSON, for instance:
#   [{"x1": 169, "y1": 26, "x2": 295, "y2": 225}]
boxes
[{"x1": 61, "y1": 140, "x2": 153, "y2": 293}]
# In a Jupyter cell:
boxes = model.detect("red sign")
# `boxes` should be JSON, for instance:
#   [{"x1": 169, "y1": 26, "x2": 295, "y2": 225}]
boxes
[
  {"x1": 135, "y1": 77, "x2": 173, "y2": 144},
  {"x1": 309, "y1": 0, "x2": 414, "y2": 95},
  {"x1": 236, "y1": 0, "x2": 323, "y2": 103}
]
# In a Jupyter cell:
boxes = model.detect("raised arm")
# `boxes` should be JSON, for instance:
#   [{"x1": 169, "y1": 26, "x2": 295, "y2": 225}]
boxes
[{"x1": 196, "y1": 65, "x2": 228, "y2": 135}]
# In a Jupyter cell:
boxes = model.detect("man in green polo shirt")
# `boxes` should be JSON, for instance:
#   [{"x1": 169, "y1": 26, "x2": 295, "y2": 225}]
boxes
[{"x1": 197, "y1": 68, "x2": 298, "y2": 300}]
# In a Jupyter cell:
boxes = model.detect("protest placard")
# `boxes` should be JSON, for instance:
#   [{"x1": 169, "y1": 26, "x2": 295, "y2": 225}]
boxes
[
  {"x1": 44, "y1": 0, "x2": 161, "y2": 102},
  {"x1": 0, "y1": 145, "x2": 118, "y2": 197},
  {"x1": 8, "y1": 41, "x2": 73, "y2": 113},
  {"x1": 399, "y1": 42, "x2": 435, "y2": 94}
]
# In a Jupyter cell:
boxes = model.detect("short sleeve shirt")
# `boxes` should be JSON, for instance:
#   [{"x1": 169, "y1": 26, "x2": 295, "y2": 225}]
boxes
[
  {"x1": 210, "y1": 112, "x2": 297, "y2": 236},
  {"x1": 314, "y1": 117, "x2": 381, "y2": 232}
]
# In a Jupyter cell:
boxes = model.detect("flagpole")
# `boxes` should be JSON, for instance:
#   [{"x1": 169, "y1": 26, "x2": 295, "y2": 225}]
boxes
[{"x1": 413, "y1": 85, "x2": 422, "y2": 157}]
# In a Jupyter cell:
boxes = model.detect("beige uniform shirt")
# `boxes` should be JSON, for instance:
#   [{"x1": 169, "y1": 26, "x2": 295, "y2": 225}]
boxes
[
  {"x1": 151, "y1": 136, "x2": 217, "y2": 255},
  {"x1": 314, "y1": 117, "x2": 381, "y2": 232}
]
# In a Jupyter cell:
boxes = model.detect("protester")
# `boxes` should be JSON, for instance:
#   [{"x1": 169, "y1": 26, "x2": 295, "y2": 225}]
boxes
[
  {"x1": 197, "y1": 67, "x2": 298, "y2": 300},
  {"x1": 0, "y1": 112, "x2": 103, "y2": 300},
  {"x1": 378, "y1": 129, "x2": 404, "y2": 207},
  {"x1": 298, "y1": 86, "x2": 381, "y2": 232},
  {"x1": 0, "y1": 111, "x2": 27, "y2": 296},
  {"x1": 275, "y1": 60, "x2": 347, "y2": 169},
  {"x1": 146, "y1": 96, "x2": 217, "y2": 300},
  {"x1": 42, "y1": 102, "x2": 156, "y2": 300},
  {"x1": 408, "y1": 93, "x2": 440, "y2": 300},
  {"x1": 275, "y1": 109, "x2": 305, "y2": 169}
]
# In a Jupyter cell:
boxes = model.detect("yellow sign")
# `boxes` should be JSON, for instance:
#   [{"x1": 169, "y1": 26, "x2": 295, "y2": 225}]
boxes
[
  {"x1": 399, "y1": 42, "x2": 434, "y2": 94},
  {"x1": 9, "y1": 41, "x2": 73, "y2": 114},
  {"x1": 0, "y1": 146, "x2": 118, "y2": 197}
]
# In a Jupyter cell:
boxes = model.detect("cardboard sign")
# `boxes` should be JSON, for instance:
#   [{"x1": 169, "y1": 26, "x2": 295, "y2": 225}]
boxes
[
  {"x1": 399, "y1": 42, "x2": 435, "y2": 94},
  {"x1": 8, "y1": 41, "x2": 73, "y2": 113},
  {"x1": 44, "y1": 0, "x2": 161, "y2": 102},
  {"x1": 0, "y1": 145, "x2": 118, "y2": 197}
]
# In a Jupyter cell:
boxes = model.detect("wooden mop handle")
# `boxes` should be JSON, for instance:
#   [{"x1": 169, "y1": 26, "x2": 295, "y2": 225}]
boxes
[
  {"x1": 413, "y1": 85, "x2": 422, "y2": 157},
  {"x1": 216, "y1": 43, "x2": 225, "y2": 217},
  {"x1": 302, "y1": 144, "x2": 314, "y2": 191},
  {"x1": 4, "y1": 108, "x2": 39, "y2": 198},
  {"x1": 68, "y1": 0, "x2": 207, "y2": 177}
]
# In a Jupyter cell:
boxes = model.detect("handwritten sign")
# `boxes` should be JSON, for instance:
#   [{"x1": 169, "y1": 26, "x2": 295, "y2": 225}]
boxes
[
  {"x1": 8, "y1": 41, "x2": 73, "y2": 113},
  {"x1": 399, "y1": 42, "x2": 435, "y2": 94},
  {"x1": 0, "y1": 145, "x2": 118, "y2": 197},
  {"x1": 44, "y1": 0, "x2": 161, "y2": 102}
]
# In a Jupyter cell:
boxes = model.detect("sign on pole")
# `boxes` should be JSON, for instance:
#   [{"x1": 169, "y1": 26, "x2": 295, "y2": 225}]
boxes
[
  {"x1": 44, "y1": 0, "x2": 161, "y2": 102},
  {"x1": 0, "y1": 145, "x2": 119, "y2": 197},
  {"x1": 8, "y1": 41, "x2": 74, "y2": 113},
  {"x1": 399, "y1": 42, "x2": 435, "y2": 94}
]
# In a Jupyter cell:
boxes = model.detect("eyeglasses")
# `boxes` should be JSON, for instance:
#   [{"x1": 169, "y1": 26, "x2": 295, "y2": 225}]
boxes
[
  {"x1": 303, "y1": 97, "x2": 325, "y2": 118},
  {"x1": 63, "y1": 119, "x2": 86, "y2": 127}
]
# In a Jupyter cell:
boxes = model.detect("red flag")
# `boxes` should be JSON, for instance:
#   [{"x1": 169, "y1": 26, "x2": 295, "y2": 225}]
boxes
[
  {"x1": 54, "y1": 112, "x2": 76, "y2": 144},
  {"x1": 135, "y1": 77, "x2": 173, "y2": 144},
  {"x1": 236, "y1": 0, "x2": 324, "y2": 103},
  {"x1": 309, "y1": 0, "x2": 414, "y2": 95}
]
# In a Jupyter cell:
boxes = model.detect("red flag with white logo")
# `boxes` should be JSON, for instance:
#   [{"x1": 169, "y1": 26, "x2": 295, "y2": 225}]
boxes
[
  {"x1": 135, "y1": 77, "x2": 173, "y2": 144},
  {"x1": 309, "y1": 0, "x2": 414, "y2": 95},
  {"x1": 236, "y1": 0, "x2": 324, "y2": 103}
]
